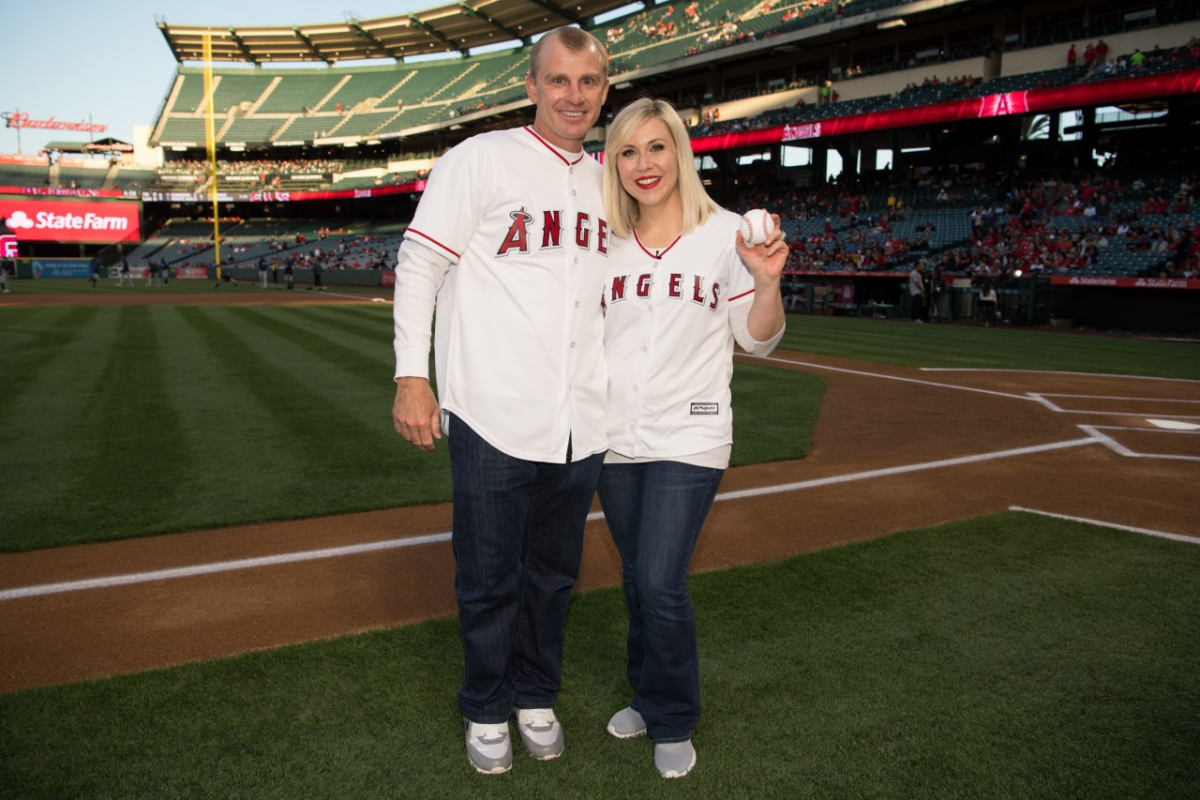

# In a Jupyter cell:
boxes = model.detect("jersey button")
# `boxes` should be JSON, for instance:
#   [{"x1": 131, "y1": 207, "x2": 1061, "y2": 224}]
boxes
[
  {"x1": 570, "y1": 341, "x2": 576, "y2": 348},
  {"x1": 574, "y1": 301, "x2": 580, "y2": 308}
]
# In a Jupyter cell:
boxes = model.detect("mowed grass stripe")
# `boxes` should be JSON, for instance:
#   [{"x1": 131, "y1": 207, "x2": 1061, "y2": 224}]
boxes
[
  {"x1": 3, "y1": 514, "x2": 1197, "y2": 797},
  {"x1": 40, "y1": 307, "x2": 192, "y2": 547},
  {"x1": 176, "y1": 306, "x2": 449, "y2": 518},
  {"x1": 780, "y1": 315, "x2": 1200, "y2": 379},
  {"x1": 226, "y1": 306, "x2": 393, "y2": 382},
  {"x1": 0, "y1": 308, "x2": 138, "y2": 551},
  {"x1": 0, "y1": 307, "x2": 99, "y2": 422},
  {"x1": 287, "y1": 305, "x2": 395, "y2": 345},
  {"x1": 153, "y1": 306, "x2": 320, "y2": 533}
]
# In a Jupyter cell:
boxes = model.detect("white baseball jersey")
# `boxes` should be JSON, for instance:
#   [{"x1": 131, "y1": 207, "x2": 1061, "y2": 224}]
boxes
[
  {"x1": 393, "y1": 126, "x2": 609, "y2": 463},
  {"x1": 603, "y1": 208, "x2": 760, "y2": 461}
]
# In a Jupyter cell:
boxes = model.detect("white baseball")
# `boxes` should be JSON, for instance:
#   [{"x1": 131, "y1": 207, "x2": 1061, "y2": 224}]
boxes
[{"x1": 739, "y1": 208, "x2": 775, "y2": 246}]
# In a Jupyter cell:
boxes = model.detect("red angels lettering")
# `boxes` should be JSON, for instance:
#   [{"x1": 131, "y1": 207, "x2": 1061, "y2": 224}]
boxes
[
  {"x1": 691, "y1": 275, "x2": 707, "y2": 306},
  {"x1": 575, "y1": 213, "x2": 592, "y2": 249},
  {"x1": 637, "y1": 273, "x2": 653, "y2": 297},
  {"x1": 708, "y1": 282, "x2": 721, "y2": 310},
  {"x1": 668, "y1": 273, "x2": 683, "y2": 298},
  {"x1": 497, "y1": 208, "x2": 533, "y2": 257},
  {"x1": 542, "y1": 210, "x2": 562, "y2": 249},
  {"x1": 597, "y1": 218, "x2": 609, "y2": 255},
  {"x1": 610, "y1": 275, "x2": 628, "y2": 302}
]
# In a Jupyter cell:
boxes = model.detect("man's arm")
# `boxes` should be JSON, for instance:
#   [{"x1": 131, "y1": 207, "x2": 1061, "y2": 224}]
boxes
[{"x1": 392, "y1": 238, "x2": 453, "y2": 452}]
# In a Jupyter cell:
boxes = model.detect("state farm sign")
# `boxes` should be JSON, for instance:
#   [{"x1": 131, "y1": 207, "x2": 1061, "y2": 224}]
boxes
[{"x1": 0, "y1": 198, "x2": 140, "y2": 243}]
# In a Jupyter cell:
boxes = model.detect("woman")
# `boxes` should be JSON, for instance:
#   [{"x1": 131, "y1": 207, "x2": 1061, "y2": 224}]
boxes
[{"x1": 598, "y1": 97, "x2": 788, "y2": 779}]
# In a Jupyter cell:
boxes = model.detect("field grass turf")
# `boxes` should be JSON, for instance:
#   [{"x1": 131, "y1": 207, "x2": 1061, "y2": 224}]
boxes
[
  {"x1": 0, "y1": 303, "x2": 822, "y2": 552},
  {"x1": 2, "y1": 512, "x2": 1197, "y2": 798}
]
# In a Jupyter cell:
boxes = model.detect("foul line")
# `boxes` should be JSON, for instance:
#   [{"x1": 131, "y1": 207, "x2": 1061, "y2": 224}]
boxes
[
  {"x1": 744, "y1": 354, "x2": 1034, "y2": 401},
  {"x1": 1009, "y1": 506, "x2": 1200, "y2": 545},
  {"x1": 0, "y1": 437, "x2": 1097, "y2": 602},
  {"x1": 921, "y1": 368, "x2": 1200, "y2": 384},
  {"x1": 0, "y1": 532, "x2": 452, "y2": 602}
]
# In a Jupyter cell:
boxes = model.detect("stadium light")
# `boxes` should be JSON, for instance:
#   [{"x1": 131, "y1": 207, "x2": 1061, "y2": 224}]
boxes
[{"x1": 878, "y1": 19, "x2": 906, "y2": 29}]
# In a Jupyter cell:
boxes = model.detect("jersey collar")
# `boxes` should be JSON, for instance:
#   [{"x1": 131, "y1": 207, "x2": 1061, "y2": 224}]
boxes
[
  {"x1": 633, "y1": 229, "x2": 682, "y2": 260},
  {"x1": 524, "y1": 127, "x2": 586, "y2": 166}
]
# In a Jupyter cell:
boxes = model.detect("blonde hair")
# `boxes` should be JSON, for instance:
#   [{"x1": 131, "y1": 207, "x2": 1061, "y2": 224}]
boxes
[
  {"x1": 604, "y1": 97, "x2": 719, "y2": 239},
  {"x1": 528, "y1": 27, "x2": 608, "y2": 82}
]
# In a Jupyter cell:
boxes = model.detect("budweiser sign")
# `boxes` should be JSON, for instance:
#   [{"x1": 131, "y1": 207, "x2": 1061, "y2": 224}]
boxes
[{"x1": 2, "y1": 111, "x2": 107, "y2": 133}]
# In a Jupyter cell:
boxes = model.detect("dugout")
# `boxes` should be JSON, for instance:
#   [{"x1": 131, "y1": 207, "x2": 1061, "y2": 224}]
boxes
[{"x1": 1050, "y1": 283, "x2": 1200, "y2": 334}]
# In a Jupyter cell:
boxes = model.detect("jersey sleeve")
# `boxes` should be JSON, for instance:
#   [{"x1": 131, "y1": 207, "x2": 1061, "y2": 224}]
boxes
[{"x1": 403, "y1": 136, "x2": 494, "y2": 260}]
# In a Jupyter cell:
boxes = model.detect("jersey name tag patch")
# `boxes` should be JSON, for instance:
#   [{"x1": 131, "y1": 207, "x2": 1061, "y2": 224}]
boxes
[{"x1": 690, "y1": 402, "x2": 719, "y2": 416}]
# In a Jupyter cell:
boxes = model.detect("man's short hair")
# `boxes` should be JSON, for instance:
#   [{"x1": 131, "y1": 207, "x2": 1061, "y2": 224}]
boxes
[{"x1": 528, "y1": 26, "x2": 608, "y2": 82}]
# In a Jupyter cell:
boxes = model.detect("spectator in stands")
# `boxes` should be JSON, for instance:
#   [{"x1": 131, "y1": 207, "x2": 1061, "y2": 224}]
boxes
[
  {"x1": 1067, "y1": 44, "x2": 1077, "y2": 67},
  {"x1": 391, "y1": 26, "x2": 610, "y2": 778}
]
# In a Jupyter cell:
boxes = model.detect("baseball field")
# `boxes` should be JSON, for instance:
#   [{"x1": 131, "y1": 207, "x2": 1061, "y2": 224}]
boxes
[{"x1": 1, "y1": 281, "x2": 1198, "y2": 798}]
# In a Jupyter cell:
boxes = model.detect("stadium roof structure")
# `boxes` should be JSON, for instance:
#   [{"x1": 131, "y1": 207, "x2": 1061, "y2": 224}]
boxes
[{"x1": 156, "y1": 0, "x2": 640, "y2": 64}]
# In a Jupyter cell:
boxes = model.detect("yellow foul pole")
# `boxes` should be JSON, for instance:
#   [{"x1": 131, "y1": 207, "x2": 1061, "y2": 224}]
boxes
[{"x1": 202, "y1": 32, "x2": 221, "y2": 269}]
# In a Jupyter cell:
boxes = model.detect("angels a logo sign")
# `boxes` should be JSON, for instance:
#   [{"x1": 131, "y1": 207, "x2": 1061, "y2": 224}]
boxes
[{"x1": 0, "y1": 234, "x2": 16, "y2": 258}]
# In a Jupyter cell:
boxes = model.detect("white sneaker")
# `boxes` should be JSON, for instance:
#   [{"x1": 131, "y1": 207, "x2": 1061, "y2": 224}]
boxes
[
  {"x1": 464, "y1": 719, "x2": 512, "y2": 775},
  {"x1": 655, "y1": 739, "x2": 697, "y2": 779},
  {"x1": 606, "y1": 706, "x2": 647, "y2": 739},
  {"x1": 514, "y1": 708, "x2": 564, "y2": 760}
]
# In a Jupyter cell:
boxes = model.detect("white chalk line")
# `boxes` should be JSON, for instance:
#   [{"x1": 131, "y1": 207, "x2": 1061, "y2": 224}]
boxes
[
  {"x1": 1078, "y1": 425, "x2": 1200, "y2": 462},
  {"x1": 0, "y1": 532, "x2": 451, "y2": 602},
  {"x1": 921, "y1": 368, "x2": 1200, "y2": 384},
  {"x1": 0, "y1": 437, "x2": 1098, "y2": 602},
  {"x1": 1009, "y1": 506, "x2": 1200, "y2": 545},
  {"x1": 744, "y1": 354, "x2": 1035, "y2": 401},
  {"x1": 1028, "y1": 393, "x2": 1200, "y2": 419}
]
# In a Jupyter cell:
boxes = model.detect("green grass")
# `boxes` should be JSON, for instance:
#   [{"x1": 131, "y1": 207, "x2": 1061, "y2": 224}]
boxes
[
  {"x1": 3, "y1": 512, "x2": 1197, "y2": 798},
  {"x1": 4, "y1": 277, "x2": 389, "y2": 296},
  {"x1": 779, "y1": 314, "x2": 1200, "y2": 379},
  {"x1": 0, "y1": 305, "x2": 822, "y2": 552}
]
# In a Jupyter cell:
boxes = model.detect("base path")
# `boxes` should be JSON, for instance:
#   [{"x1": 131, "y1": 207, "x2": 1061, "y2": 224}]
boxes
[{"x1": 1, "y1": 341, "x2": 1197, "y2": 694}]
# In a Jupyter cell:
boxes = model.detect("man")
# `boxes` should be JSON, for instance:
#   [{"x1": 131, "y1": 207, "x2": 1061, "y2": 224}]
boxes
[
  {"x1": 392, "y1": 26, "x2": 610, "y2": 776},
  {"x1": 909, "y1": 259, "x2": 927, "y2": 322},
  {"x1": 258, "y1": 255, "x2": 270, "y2": 289}
]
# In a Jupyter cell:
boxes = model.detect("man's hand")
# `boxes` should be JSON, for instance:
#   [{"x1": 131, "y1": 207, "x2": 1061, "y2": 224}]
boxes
[{"x1": 393, "y1": 377, "x2": 442, "y2": 452}]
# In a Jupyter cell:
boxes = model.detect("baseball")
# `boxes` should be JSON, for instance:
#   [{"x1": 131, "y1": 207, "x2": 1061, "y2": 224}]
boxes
[{"x1": 739, "y1": 208, "x2": 775, "y2": 246}]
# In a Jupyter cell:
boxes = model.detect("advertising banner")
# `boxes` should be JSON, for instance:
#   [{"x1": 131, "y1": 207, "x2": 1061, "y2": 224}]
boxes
[
  {"x1": 175, "y1": 266, "x2": 208, "y2": 279},
  {"x1": 31, "y1": 259, "x2": 93, "y2": 278},
  {"x1": 0, "y1": 197, "x2": 141, "y2": 244},
  {"x1": 381, "y1": 270, "x2": 396, "y2": 287},
  {"x1": 1049, "y1": 275, "x2": 1200, "y2": 290}
]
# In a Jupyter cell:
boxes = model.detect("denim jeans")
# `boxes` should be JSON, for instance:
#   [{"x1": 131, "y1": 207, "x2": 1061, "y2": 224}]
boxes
[
  {"x1": 447, "y1": 413, "x2": 604, "y2": 724},
  {"x1": 597, "y1": 460, "x2": 725, "y2": 743}
]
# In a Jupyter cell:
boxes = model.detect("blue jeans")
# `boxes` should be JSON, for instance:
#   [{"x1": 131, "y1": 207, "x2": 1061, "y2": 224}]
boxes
[
  {"x1": 447, "y1": 413, "x2": 604, "y2": 723},
  {"x1": 597, "y1": 460, "x2": 725, "y2": 743}
]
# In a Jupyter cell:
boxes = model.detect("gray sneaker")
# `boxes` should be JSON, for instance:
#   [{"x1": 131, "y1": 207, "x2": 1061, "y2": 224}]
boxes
[
  {"x1": 606, "y1": 707, "x2": 647, "y2": 739},
  {"x1": 515, "y1": 708, "x2": 564, "y2": 760},
  {"x1": 464, "y1": 718, "x2": 512, "y2": 774},
  {"x1": 655, "y1": 740, "x2": 696, "y2": 779}
]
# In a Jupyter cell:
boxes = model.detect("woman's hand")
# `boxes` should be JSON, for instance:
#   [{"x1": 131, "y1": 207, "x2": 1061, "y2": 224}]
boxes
[{"x1": 734, "y1": 213, "x2": 788, "y2": 282}]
